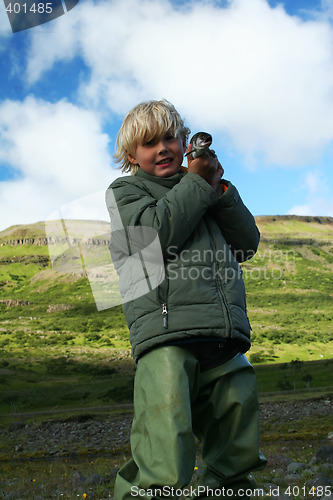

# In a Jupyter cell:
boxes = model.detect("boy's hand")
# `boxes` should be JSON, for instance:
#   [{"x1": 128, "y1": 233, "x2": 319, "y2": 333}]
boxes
[{"x1": 185, "y1": 144, "x2": 224, "y2": 191}]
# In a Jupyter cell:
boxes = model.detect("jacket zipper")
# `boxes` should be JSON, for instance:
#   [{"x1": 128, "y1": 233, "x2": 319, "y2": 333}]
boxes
[
  {"x1": 161, "y1": 303, "x2": 168, "y2": 329},
  {"x1": 157, "y1": 271, "x2": 169, "y2": 329}
]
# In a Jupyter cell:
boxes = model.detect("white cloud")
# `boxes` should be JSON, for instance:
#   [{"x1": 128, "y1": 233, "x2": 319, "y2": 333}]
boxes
[
  {"x1": 24, "y1": 0, "x2": 333, "y2": 167},
  {"x1": 2, "y1": 0, "x2": 333, "y2": 229},
  {"x1": 288, "y1": 199, "x2": 333, "y2": 217},
  {"x1": 0, "y1": 97, "x2": 119, "y2": 230},
  {"x1": 287, "y1": 169, "x2": 333, "y2": 216},
  {"x1": 303, "y1": 171, "x2": 321, "y2": 196}
]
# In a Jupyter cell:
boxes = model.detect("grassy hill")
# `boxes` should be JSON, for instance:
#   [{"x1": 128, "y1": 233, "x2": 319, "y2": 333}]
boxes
[
  {"x1": 0, "y1": 215, "x2": 332, "y2": 412},
  {"x1": 245, "y1": 216, "x2": 333, "y2": 359}
]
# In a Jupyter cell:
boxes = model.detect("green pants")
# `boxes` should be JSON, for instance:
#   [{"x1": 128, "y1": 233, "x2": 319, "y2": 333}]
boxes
[{"x1": 113, "y1": 346, "x2": 266, "y2": 499}]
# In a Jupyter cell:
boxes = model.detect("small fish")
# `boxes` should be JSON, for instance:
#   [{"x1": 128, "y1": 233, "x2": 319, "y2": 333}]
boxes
[{"x1": 185, "y1": 132, "x2": 213, "y2": 158}]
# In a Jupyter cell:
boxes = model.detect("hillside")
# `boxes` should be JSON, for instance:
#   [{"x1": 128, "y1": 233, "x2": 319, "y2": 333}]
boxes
[
  {"x1": 256, "y1": 215, "x2": 333, "y2": 242},
  {"x1": 0, "y1": 216, "x2": 332, "y2": 360},
  {"x1": 0, "y1": 216, "x2": 332, "y2": 414}
]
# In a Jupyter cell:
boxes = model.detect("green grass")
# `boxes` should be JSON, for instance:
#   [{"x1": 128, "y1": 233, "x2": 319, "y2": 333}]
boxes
[
  {"x1": 0, "y1": 216, "x2": 332, "y2": 416},
  {"x1": 249, "y1": 341, "x2": 333, "y2": 364},
  {"x1": 0, "y1": 217, "x2": 332, "y2": 499},
  {"x1": 0, "y1": 348, "x2": 134, "y2": 415},
  {"x1": 0, "y1": 349, "x2": 331, "y2": 415},
  {"x1": 0, "y1": 218, "x2": 332, "y2": 351},
  {"x1": 255, "y1": 358, "x2": 333, "y2": 392},
  {"x1": 255, "y1": 215, "x2": 333, "y2": 239}
]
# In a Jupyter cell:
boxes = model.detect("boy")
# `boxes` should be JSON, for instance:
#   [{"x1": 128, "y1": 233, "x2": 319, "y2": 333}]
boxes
[{"x1": 106, "y1": 100, "x2": 266, "y2": 500}]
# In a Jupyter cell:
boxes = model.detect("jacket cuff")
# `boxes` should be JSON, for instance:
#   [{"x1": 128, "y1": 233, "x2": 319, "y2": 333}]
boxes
[{"x1": 216, "y1": 180, "x2": 240, "y2": 206}]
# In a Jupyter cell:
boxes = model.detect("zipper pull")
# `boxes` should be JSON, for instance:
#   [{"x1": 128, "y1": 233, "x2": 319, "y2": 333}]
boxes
[{"x1": 162, "y1": 303, "x2": 168, "y2": 329}]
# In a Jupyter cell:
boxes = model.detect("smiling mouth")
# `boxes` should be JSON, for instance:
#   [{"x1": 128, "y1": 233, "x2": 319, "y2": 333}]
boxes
[{"x1": 156, "y1": 157, "x2": 173, "y2": 166}]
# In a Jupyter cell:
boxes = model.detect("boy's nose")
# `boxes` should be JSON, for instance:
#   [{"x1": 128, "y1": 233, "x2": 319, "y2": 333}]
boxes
[{"x1": 157, "y1": 139, "x2": 168, "y2": 152}]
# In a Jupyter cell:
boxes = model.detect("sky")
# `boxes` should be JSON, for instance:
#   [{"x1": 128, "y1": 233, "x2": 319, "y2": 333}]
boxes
[{"x1": 0, "y1": 0, "x2": 333, "y2": 232}]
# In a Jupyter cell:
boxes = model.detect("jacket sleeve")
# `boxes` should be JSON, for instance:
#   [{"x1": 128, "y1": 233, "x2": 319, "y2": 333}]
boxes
[
  {"x1": 210, "y1": 180, "x2": 260, "y2": 262},
  {"x1": 106, "y1": 172, "x2": 218, "y2": 259}
]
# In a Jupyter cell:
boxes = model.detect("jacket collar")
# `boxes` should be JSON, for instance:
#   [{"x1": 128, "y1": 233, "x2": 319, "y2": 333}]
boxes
[{"x1": 135, "y1": 167, "x2": 184, "y2": 188}]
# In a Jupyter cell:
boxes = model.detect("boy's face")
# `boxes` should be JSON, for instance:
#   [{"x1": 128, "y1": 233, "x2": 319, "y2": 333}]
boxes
[{"x1": 127, "y1": 133, "x2": 186, "y2": 177}]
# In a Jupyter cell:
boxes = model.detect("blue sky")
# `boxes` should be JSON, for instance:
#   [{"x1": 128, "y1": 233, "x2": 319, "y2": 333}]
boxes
[{"x1": 0, "y1": 0, "x2": 333, "y2": 231}]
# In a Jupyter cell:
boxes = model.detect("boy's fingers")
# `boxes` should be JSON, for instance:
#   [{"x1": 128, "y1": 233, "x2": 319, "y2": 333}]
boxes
[{"x1": 217, "y1": 161, "x2": 224, "y2": 178}]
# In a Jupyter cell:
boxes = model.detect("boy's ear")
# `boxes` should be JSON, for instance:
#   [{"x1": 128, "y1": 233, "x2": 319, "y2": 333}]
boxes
[{"x1": 127, "y1": 152, "x2": 137, "y2": 165}]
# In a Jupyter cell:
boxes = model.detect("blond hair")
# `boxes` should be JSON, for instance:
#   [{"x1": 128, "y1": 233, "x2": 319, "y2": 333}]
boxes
[{"x1": 114, "y1": 99, "x2": 190, "y2": 174}]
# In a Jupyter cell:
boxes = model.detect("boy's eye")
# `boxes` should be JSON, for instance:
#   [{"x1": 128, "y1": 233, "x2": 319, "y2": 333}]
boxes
[
  {"x1": 142, "y1": 134, "x2": 176, "y2": 146},
  {"x1": 143, "y1": 138, "x2": 156, "y2": 147}
]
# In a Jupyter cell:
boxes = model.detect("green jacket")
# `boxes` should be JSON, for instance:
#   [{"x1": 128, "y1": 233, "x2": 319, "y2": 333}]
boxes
[{"x1": 106, "y1": 168, "x2": 259, "y2": 362}]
